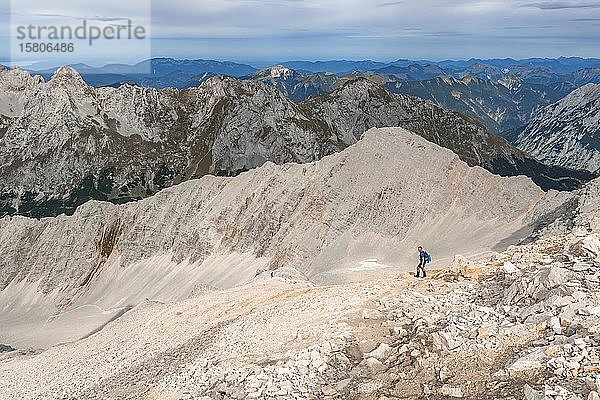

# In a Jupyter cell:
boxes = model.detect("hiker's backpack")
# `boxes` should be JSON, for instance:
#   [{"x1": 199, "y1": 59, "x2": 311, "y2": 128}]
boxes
[{"x1": 425, "y1": 252, "x2": 432, "y2": 262}]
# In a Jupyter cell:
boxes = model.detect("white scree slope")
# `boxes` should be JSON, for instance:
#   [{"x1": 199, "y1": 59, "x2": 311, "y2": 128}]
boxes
[{"x1": 0, "y1": 127, "x2": 568, "y2": 348}]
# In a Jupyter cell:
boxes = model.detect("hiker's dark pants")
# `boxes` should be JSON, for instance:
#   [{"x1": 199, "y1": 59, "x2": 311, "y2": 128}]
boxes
[{"x1": 416, "y1": 262, "x2": 427, "y2": 277}]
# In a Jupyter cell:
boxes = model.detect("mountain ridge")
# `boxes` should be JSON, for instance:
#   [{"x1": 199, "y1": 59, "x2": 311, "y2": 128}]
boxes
[{"x1": 0, "y1": 67, "x2": 595, "y2": 219}]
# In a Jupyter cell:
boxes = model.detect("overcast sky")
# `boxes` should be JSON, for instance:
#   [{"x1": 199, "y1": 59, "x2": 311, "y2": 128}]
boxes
[{"x1": 1, "y1": 0, "x2": 600, "y2": 65}]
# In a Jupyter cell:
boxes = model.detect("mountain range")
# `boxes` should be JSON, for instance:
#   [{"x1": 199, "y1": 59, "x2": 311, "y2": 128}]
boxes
[
  {"x1": 20, "y1": 57, "x2": 600, "y2": 137},
  {"x1": 24, "y1": 56, "x2": 600, "y2": 84},
  {"x1": 0, "y1": 66, "x2": 595, "y2": 218}
]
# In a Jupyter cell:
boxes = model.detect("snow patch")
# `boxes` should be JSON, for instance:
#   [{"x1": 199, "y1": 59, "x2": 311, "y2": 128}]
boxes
[
  {"x1": 351, "y1": 259, "x2": 393, "y2": 271},
  {"x1": 269, "y1": 65, "x2": 294, "y2": 79}
]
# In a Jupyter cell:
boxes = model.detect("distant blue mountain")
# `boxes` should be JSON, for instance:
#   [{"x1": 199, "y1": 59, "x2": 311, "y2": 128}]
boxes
[
  {"x1": 29, "y1": 58, "x2": 257, "y2": 88},
  {"x1": 128, "y1": 58, "x2": 257, "y2": 77},
  {"x1": 100, "y1": 58, "x2": 257, "y2": 77},
  {"x1": 281, "y1": 60, "x2": 388, "y2": 74},
  {"x1": 24, "y1": 56, "x2": 600, "y2": 91},
  {"x1": 435, "y1": 57, "x2": 600, "y2": 73},
  {"x1": 374, "y1": 64, "x2": 446, "y2": 81}
]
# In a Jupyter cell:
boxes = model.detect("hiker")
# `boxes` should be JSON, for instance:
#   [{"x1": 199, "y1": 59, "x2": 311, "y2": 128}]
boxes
[{"x1": 415, "y1": 246, "x2": 431, "y2": 278}]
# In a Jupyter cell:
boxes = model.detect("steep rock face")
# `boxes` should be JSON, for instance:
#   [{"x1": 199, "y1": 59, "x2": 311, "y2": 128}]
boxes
[
  {"x1": 387, "y1": 75, "x2": 569, "y2": 134},
  {"x1": 511, "y1": 83, "x2": 600, "y2": 173},
  {"x1": 97, "y1": 84, "x2": 180, "y2": 141},
  {"x1": 0, "y1": 69, "x2": 186, "y2": 216},
  {"x1": 0, "y1": 66, "x2": 44, "y2": 118},
  {"x1": 303, "y1": 79, "x2": 408, "y2": 145},
  {"x1": 0, "y1": 70, "x2": 327, "y2": 217},
  {"x1": 305, "y1": 78, "x2": 510, "y2": 164},
  {"x1": 0, "y1": 127, "x2": 570, "y2": 347},
  {"x1": 188, "y1": 76, "x2": 329, "y2": 173}
]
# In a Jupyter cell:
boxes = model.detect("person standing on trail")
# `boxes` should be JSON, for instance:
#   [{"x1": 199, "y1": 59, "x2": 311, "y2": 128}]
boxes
[{"x1": 415, "y1": 246, "x2": 431, "y2": 278}]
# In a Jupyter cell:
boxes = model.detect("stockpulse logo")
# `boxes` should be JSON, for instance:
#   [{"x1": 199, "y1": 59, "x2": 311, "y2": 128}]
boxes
[{"x1": 15, "y1": 20, "x2": 147, "y2": 54}]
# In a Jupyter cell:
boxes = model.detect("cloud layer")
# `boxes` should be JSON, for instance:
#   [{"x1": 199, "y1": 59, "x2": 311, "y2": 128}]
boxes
[{"x1": 2, "y1": 0, "x2": 599, "y2": 64}]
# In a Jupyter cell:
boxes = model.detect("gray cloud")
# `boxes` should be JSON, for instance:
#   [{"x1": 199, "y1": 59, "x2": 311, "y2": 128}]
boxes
[
  {"x1": 86, "y1": 16, "x2": 131, "y2": 22},
  {"x1": 522, "y1": 1, "x2": 600, "y2": 9},
  {"x1": 27, "y1": 13, "x2": 129, "y2": 22},
  {"x1": 3, "y1": 0, "x2": 600, "y2": 62},
  {"x1": 377, "y1": 1, "x2": 405, "y2": 7}
]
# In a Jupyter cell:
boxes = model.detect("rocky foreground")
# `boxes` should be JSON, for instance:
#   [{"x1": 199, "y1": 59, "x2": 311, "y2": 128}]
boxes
[{"x1": 0, "y1": 230, "x2": 599, "y2": 400}]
